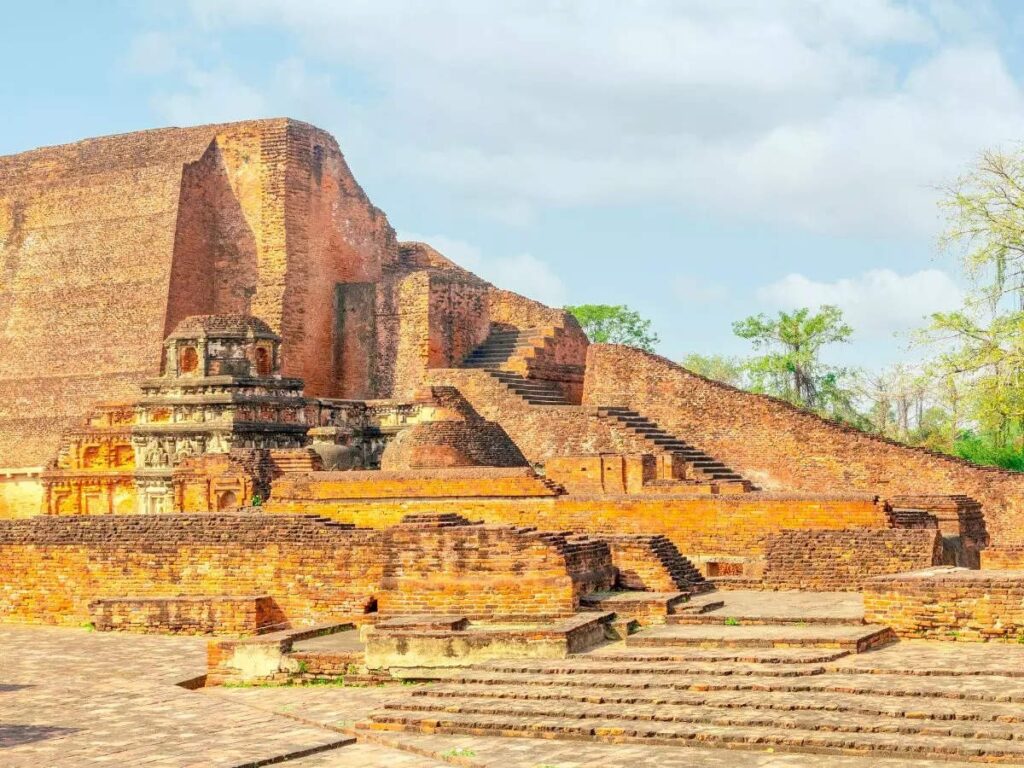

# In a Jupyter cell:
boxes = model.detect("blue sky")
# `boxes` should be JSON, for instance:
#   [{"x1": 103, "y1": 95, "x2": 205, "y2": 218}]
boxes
[{"x1": 5, "y1": 1, "x2": 1024, "y2": 368}]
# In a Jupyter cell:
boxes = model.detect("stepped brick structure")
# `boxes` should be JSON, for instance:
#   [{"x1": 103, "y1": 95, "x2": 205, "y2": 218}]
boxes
[{"x1": 3, "y1": 118, "x2": 1024, "y2": 648}]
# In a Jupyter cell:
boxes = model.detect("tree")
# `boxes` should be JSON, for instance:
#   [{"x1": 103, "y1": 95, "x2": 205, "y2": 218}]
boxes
[
  {"x1": 566, "y1": 304, "x2": 659, "y2": 352},
  {"x1": 921, "y1": 309, "x2": 1024, "y2": 449},
  {"x1": 732, "y1": 305, "x2": 853, "y2": 412},
  {"x1": 941, "y1": 148, "x2": 1024, "y2": 310},
  {"x1": 680, "y1": 353, "x2": 747, "y2": 387}
]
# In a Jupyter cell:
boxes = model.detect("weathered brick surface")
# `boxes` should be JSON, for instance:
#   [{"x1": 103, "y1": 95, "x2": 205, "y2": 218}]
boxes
[
  {"x1": 265, "y1": 478, "x2": 888, "y2": 565},
  {"x1": 269, "y1": 468, "x2": 560, "y2": 500},
  {"x1": 0, "y1": 119, "x2": 396, "y2": 472},
  {"x1": 0, "y1": 513, "x2": 611, "y2": 626},
  {"x1": 89, "y1": 595, "x2": 282, "y2": 635},
  {"x1": 583, "y1": 344, "x2": 1024, "y2": 546},
  {"x1": 425, "y1": 368, "x2": 651, "y2": 464},
  {"x1": 546, "y1": 454, "x2": 656, "y2": 495},
  {"x1": 763, "y1": 529, "x2": 943, "y2": 590},
  {"x1": 864, "y1": 567, "x2": 1024, "y2": 641},
  {"x1": 985, "y1": 545, "x2": 1024, "y2": 569}
]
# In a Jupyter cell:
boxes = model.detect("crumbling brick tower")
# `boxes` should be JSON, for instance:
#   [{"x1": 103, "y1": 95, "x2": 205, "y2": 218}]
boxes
[{"x1": 0, "y1": 119, "x2": 587, "y2": 516}]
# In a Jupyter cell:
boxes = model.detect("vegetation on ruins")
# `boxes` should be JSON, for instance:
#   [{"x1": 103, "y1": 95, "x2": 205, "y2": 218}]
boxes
[
  {"x1": 566, "y1": 304, "x2": 660, "y2": 352},
  {"x1": 681, "y1": 146, "x2": 1024, "y2": 470},
  {"x1": 679, "y1": 353, "x2": 748, "y2": 387}
]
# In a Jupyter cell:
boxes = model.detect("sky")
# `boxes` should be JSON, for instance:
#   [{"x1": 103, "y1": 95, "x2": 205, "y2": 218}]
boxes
[{"x1": 4, "y1": 1, "x2": 1024, "y2": 369}]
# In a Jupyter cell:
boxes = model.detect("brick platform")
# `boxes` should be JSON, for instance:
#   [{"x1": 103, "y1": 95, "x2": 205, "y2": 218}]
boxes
[{"x1": 89, "y1": 595, "x2": 283, "y2": 635}]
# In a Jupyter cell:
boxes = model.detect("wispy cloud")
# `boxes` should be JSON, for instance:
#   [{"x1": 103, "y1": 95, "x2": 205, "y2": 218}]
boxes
[
  {"x1": 757, "y1": 268, "x2": 964, "y2": 338},
  {"x1": 135, "y1": 1, "x2": 1024, "y2": 236}
]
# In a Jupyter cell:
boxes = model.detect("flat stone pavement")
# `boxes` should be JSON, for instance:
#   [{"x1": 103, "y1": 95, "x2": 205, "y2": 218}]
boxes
[
  {"x1": 686, "y1": 589, "x2": 865, "y2": 622},
  {"x1": 1, "y1": 623, "x2": 1018, "y2": 767},
  {"x1": 0, "y1": 624, "x2": 362, "y2": 767}
]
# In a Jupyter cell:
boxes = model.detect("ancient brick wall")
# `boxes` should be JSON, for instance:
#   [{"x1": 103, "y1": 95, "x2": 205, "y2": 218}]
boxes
[
  {"x1": 762, "y1": 529, "x2": 942, "y2": 590},
  {"x1": 428, "y1": 272, "x2": 491, "y2": 370},
  {"x1": 0, "y1": 513, "x2": 604, "y2": 626},
  {"x1": 981, "y1": 545, "x2": 1024, "y2": 569},
  {"x1": 583, "y1": 344, "x2": 1024, "y2": 546},
  {"x1": 268, "y1": 468, "x2": 560, "y2": 501},
  {"x1": 0, "y1": 475, "x2": 43, "y2": 519},
  {"x1": 864, "y1": 567, "x2": 1024, "y2": 641},
  {"x1": 0, "y1": 119, "x2": 398, "y2": 474},
  {"x1": 546, "y1": 454, "x2": 655, "y2": 495},
  {"x1": 264, "y1": 480, "x2": 888, "y2": 568},
  {"x1": 89, "y1": 595, "x2": 282, "y2": 636}
]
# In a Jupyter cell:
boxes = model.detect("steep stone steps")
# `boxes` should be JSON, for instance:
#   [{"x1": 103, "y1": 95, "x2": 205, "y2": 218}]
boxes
[
  {"x1": 408, "y1": 681, "x2": 1024, "y2": 724},
  {"x1": 626, "y1": 623, "x2": 894, "y2": 651},
  {"x1": 601, "y1": 535, "x2": 710, "y2": 593},
  {"x1": 365, "y1": 708, "x2": 1024, "y2": 762},
  {"x1": 593, "y1": 406, "x2": 752, "y2": 487},
  {"x1": 461, "y1": 327, "x2": 547, "y2": 369},
  {"x1": 486, "y1": 371, "x2": 571, "y2": 405}
]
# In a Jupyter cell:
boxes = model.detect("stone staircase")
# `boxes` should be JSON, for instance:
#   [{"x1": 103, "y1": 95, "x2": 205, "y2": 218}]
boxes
[
  {"x1": 359, "y1": 592, "x2": 1024, "y2": 762},
  {"x1": 461, "y1": 327, "x2": 572, "y2": 405},
  {"x1": 602, "y1": 534, "x2": 710, "y2": 592},
  {"x1": 594, "y1": 406, "x2": 751, "y2": 490},
  {"x1": 364, "y1": 655, "x2": 1024, "y2": 763},
  {"x1": 268, "y1": 448, "x2": 324, "y2": 474},
  {"x1": 461, "y1": 327, "x2": 546, "y2": 371},
  {"x1": 455, "y1": 329, "x2": 751, "y2": 492},
  {"x1": 486, "y1": 370, "x2": 571, "y2": 405}
]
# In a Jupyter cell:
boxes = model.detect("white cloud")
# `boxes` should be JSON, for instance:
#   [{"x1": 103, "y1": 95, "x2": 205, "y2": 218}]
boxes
[
  {"x1": 399, "y1": 231, "x2": 568, "y2": 307},
  {"x1": 757, "y1": 268, "x2": 964, "y2": 338},
  {"x1": 152, "y1": 0, "x2": 1024, "y2": 236}
]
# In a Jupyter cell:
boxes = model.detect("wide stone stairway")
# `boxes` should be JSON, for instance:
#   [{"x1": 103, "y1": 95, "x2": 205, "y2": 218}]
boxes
[{"x1": 360, "y1": 591, "x2": 1024, "y2": 763}]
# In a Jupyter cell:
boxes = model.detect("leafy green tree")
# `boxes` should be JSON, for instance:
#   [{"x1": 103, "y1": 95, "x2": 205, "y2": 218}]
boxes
[
  {"x1": 732, "y1": 305, "x2": 853, "y2": 412},
  {"x1": 941, "y1": 148, "x2": 1024, "y2": 310},
  {"x1": 566, "y1": 304, "x2": 659, "y2": 352},
  {"x1": 922, "y1": 309, "x2": 1024, "y2": 449},
  {"x1": 680, "y1": 353, "x2": 747, "y2": 387}
]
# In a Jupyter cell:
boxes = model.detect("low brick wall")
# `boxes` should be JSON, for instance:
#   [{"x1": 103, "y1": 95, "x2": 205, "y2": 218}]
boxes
[
  {"x1": 269, "y1": 468, "x2": 559, "y2": 501},
  {"x1": 864, "y1": 567, "x2": 1024, "y2": 641},
  {"x1": 0, "y1": 513, "x2": 613, "y2": 627},
  {"x1": 266, "y1": 487, "x2": 889, "y2": 567},
  {"x1": 89, "y1": 595, "x2": 282, "y2": 635},
  {"x1": 763, "y1": 529, "x2": 943, "y2": 591}
]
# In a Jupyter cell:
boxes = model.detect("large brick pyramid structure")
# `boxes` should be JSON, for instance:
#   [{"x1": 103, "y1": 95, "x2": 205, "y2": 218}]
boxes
[
  {"x1": 2, "y1": 117, "x2": 1024, "y2": 577},
  {"x1": 9, "y1": 119, "x2": 1024, "y2": 768}
]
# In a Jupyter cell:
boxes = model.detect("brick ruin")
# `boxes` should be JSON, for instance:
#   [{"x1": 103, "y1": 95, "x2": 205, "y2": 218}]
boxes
[{"x1": 2, "y1": 119, "x2": 1024, "y2": 642}]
